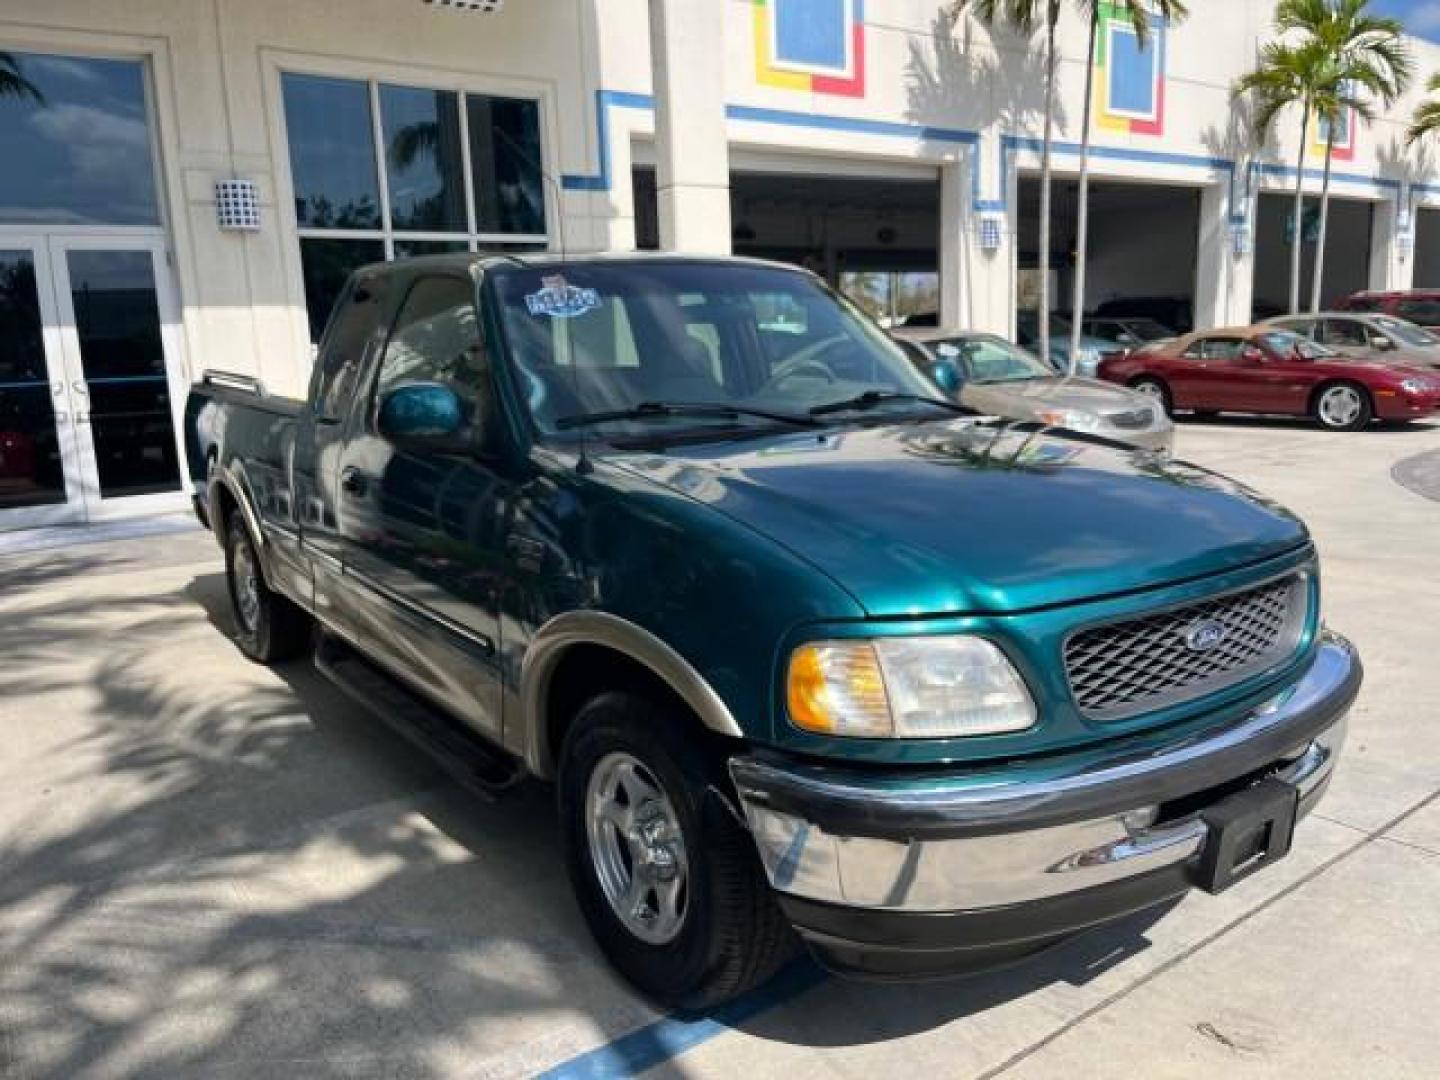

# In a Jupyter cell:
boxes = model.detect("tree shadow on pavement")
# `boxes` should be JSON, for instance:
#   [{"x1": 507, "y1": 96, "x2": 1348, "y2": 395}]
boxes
[{"x1": 0, "y1": 561, "x2": 1186, "y2": 1078}]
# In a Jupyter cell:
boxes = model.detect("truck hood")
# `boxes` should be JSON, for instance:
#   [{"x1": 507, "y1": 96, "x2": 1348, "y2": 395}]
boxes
[{"x1": 607, "y1": 419, "x2": 1308, "y2": 616}]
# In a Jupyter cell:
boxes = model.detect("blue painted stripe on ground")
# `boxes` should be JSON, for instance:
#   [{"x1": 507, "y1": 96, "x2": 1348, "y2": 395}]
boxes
[{"x1": 536, "y1": 960, "x2": 827, "y2": 1080}]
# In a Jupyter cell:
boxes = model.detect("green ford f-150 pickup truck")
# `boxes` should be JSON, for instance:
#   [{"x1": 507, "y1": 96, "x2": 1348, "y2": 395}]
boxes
[{"x1": 186, "y1": 253, "x2": 1361, "y2": 1007}]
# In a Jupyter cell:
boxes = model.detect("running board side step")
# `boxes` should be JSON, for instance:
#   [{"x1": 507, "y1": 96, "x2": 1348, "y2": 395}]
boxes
[{"x1": 314, "y1": 631, "x2": 527, "y2": 800}]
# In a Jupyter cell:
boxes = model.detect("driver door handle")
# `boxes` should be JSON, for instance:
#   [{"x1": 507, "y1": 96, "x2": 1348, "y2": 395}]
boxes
[{"x1": 340, "y1": 467, "x2": 368, "y2": 498}]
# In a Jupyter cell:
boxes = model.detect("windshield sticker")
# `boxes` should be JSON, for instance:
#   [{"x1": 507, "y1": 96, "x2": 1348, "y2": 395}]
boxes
[{"x1": 525, "y1": 275, "x2": 601, "y2": 319}]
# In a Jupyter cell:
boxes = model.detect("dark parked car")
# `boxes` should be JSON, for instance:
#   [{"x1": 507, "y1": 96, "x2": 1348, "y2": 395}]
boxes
[
  {"x1": 1098, "y1": 325, "x2": 1440, "y2": 430},
  {"x1": 1081, "y1": 315, "x2": 1177, "y2": 347},
  {"x1": 188, "y1": 254, "x2": 1359, "y2": 1006},
  {"x1": 1092, "y1": 296, "x2": 1194, "y2": 334},
  {"x1": 1336, "y1": 289, "x2": 1440, "y2": 329}
]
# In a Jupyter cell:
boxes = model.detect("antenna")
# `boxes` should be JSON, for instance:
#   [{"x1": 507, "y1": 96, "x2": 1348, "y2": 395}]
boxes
[{"x1": 492, "y1": 125, "x2": 591, "y2": 474}]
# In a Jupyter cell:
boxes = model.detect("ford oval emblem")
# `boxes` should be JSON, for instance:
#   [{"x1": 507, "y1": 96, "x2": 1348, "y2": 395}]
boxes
[{"x1": 1183, "y1": 619, "x2": 1228, "y2": 652}]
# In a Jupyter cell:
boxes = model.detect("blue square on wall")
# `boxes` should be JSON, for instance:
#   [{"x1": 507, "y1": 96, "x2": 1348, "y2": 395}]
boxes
[
  {"x1": 774, "y1": 0, "x2": 850, "y2": 73},
  {"x1": 1108, "y1": 24, "x2": 1156, "y2": 116}
]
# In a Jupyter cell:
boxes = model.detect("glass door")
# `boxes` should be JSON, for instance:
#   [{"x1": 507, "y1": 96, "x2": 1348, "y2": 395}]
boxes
[
  {"x1": 0, "y1": 240, "x2": 86, "y2": 529},
  {"x1": 47, "y1": 237, "x2": 186, "y2": 521}
]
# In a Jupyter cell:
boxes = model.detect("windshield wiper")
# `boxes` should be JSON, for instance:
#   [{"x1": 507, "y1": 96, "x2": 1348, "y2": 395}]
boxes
[
  {"x1": 809, "y1": 390, "x2": 970, "y2": 418},
  {"x1": 556, "y1": 400, "x2": 821, "y2": 431}
]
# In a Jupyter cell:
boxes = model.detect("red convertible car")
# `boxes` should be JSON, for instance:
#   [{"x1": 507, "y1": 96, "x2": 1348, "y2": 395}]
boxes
[{"x1": 1097, "y1": 325, "x2": 1440, "y2": 430}]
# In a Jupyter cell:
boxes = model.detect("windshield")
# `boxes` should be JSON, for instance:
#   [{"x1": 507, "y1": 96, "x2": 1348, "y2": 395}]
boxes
[
  {"x1": 490, "y1": 261, "x2": 943, "y2": 438},
  {"x1": 1372, "y1": 316, "x2": 1439, "y2": 347},
  {"x1": 932, "y1": 335, "x2": 1053, "y2": 383},
  {"x1": 1258, "y1": 331, "x2": 1337, "y2": 359}
]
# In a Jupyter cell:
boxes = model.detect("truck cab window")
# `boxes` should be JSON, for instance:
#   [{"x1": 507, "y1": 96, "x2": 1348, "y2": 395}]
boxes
[
  {"x1": 375, "y1": 276, "x2": 488, "y2": 432},
  {"x1": 314, "y1": 276, "x2": 383, "y2": 421}
]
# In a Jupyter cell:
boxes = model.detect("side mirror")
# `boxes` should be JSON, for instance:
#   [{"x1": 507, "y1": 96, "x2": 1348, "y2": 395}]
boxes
[
  {"x1": 1371, "y1": 334, "x2": 1393, "y2": 351},
  {"x1": 1240, "y1": 345, "x2": 1266, "y2": 364},
  {"x1": 926, "y1": 357, "x2": 963, "y2": 395},
  {"x1": 377, "y1": 382, "x2": 473, "y2": 452}
]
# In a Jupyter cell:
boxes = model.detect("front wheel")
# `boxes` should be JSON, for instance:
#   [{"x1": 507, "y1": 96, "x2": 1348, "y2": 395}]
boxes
[
  {"x1": 558, "y1": 691, "x2": 797, "y2": 1008},
  {"x1": 1130, "y1": 376, "x2": 1173, "y2": 417},
  {"x1": 1313, "y1": 383, "x2": 1373, "y2": 431}
]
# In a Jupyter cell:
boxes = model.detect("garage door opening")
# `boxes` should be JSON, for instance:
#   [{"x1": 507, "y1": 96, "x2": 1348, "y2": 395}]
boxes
[
  {"x1": 1016, "y1": 175, "x2": 1201, "y2": 336},
  {"x1": 1252, "y1": 192, "x2": 1372, "y2": 318},
  {"x1": 1413, "y1": 206, "x2": 1440, "y2": 288},
  {"x1": 633, "y1": 165, "x2": 939, "y2": 326}
]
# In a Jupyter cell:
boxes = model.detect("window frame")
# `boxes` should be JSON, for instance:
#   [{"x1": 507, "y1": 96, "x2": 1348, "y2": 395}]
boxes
[{"x1": 281, "y1": 72, "x2": 551, "y2": 258}]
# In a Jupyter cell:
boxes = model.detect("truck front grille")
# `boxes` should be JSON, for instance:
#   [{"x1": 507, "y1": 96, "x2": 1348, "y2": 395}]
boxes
[{"x1": 1064, "y1": 574, "x2": 1307, "y2": 720}]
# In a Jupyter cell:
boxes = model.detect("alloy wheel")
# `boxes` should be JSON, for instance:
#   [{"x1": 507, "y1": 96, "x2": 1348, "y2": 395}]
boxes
[
  {"x1": 232, "y1": 537, "x2": 261, "y2": 634},
  {"x1": 1318, "y1": 385, "x2": 1363, "y2": 428},
  {"x1": 585, "y1": 751, "x2": 690, "y2": 945}
]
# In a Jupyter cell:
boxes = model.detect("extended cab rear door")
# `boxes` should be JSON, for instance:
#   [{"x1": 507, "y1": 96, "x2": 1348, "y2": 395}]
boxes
[
  {"x1": 294, "y1": 270, "x2": 395, "y2": 617},
  {"x1": 330, "y1": 273, "x2": 507, "y2": 744}
]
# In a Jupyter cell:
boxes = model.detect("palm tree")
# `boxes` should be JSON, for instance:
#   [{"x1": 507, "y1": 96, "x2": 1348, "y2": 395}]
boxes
[
  {"x1": 1234, "y1": 1, "x2": 1410, "y2": 316},
  {"x1": 1235, "y1": 38, "x2": 1328, "y2": 315},
  {"x1": 0, "y1": 52, "x2": 42, "y2": 102},
  {"x1": 1068, "y1": 0, "x2": 1188, "y2": 372},
  {"x1": 1406, "y1": 72, "x2": 1440, "y2": 146},
  {"x1": 952, "y1": 0, "x2": 1063, "y2": 363},
  {"x1": 1294, "y1": 0, "x2": 1409, "y2": 312}
]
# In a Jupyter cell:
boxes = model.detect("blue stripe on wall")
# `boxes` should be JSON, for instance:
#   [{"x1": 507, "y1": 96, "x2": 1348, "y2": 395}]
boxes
[{"x1": 559, "y1": 89, "x2": 1410, "y2": 217}]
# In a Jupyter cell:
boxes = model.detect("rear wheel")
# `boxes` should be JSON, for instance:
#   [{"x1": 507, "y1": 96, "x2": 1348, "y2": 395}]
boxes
[
  {"x1": 1312, "y1": 382, "x2": 1372, "y2": 431},
  {"x1": 1130, "y1": 376, "x2": 1172, "y2": 417},
  {"x1": 224, "y1": 515, "x2": 311, "y2": 663},
  {"x1": 558, "y1": 691, "x2": 797, "y2": 1008}
]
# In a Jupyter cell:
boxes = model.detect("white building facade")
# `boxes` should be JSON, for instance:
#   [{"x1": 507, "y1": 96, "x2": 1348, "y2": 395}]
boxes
[{"x1": 3, "y1": 0, "x2": 1440, "y2": 532}]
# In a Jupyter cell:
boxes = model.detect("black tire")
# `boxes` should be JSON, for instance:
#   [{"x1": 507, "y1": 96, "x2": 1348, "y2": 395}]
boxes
[
  {"x1": 1312, "y1": 381, "x2": 1373, "y2": 432},
  {"x1": 224, "y1": 515, "x2": 311, "y2": 663},
  {"x1": 1130, "y1": 376, "x2": 1173, "y2": 417},
  {"x1": 558, "y1": 691, "x2": 798, "y2": 1008}
]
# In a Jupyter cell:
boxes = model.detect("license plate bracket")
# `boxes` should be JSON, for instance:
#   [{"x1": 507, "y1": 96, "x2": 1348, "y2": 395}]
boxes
[{"x1": 1195, "y1": 777, "x2": 1299, "y2": 894}]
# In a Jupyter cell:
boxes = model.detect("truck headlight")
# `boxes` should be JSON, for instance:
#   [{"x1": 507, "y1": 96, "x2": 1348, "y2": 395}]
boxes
[
  {"x1": 1037, "y1": 408, "x2": 1104, "y2": 433},
  {"x1": 786, "y1": 636, "x2": 1037, "y2": 738}
]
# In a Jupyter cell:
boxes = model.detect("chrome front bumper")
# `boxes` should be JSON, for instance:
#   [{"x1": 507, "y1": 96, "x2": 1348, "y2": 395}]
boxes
[{"x1": 731, "y1": 635, "x2": 1358, "y2": 916}]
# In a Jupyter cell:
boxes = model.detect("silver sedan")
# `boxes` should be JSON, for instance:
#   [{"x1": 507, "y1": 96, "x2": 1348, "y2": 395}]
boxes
[{"x1": 895, "y1": 329, "x2": 1174, "y2": 452}]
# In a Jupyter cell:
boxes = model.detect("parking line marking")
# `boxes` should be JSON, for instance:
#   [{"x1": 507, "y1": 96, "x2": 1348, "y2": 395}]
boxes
[{"x1": 535, "y1": 960, "x2": 827, "y2": 1079}]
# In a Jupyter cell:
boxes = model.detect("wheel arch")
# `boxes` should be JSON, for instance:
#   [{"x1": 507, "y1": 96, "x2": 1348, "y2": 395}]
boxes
[
  {"x1": 520, "y1": 611, "x2": 744, "y2": 780},
  {"x1": 208, "y1": 468, "x2": 273, "y2": 586}
]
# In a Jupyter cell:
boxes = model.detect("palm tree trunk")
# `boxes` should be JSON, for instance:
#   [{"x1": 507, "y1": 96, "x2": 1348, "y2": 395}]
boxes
[
  {"x1": 1289, "y1": 103, "x2": 1310, "y2": 315},
  {"x1": 1068, "y1": 9, "x2": 1100, "y2": 377},
  {"x1": 1037, "y1": 4, "x2": 1059, "y2": 364},
  {"x1": 1309, "y1": 122, "x2": 1335, "y2": 314}
]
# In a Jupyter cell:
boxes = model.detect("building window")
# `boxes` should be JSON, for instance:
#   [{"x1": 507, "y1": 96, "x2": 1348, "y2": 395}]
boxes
[
  {"x1": 281, "y1": 72, "x2": 547, "y2": 341},
  {"x1": 0, "y1": 52, "x2": 160, "y2": 226}
]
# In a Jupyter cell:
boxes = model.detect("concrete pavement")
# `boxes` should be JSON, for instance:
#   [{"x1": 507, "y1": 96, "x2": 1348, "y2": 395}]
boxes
[{"x1": 0, "y1": 415, "x2": 1437, "y2": 1079}]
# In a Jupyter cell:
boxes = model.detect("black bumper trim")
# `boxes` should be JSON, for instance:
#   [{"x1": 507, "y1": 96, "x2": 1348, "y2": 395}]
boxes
[{"x1": 781, "y1": 863, "x2": 1193, "y2": 979}]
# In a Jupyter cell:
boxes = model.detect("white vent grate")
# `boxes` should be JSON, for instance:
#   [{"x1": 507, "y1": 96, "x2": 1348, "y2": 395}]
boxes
[{"x1": 215, "y1": 179, "x2": 260, "y2": 231}]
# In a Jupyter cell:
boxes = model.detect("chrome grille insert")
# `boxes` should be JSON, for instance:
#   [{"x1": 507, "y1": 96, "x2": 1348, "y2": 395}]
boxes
[{"x1": 1064, "y1": 574, "x2": 1307, "y2": 720}]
